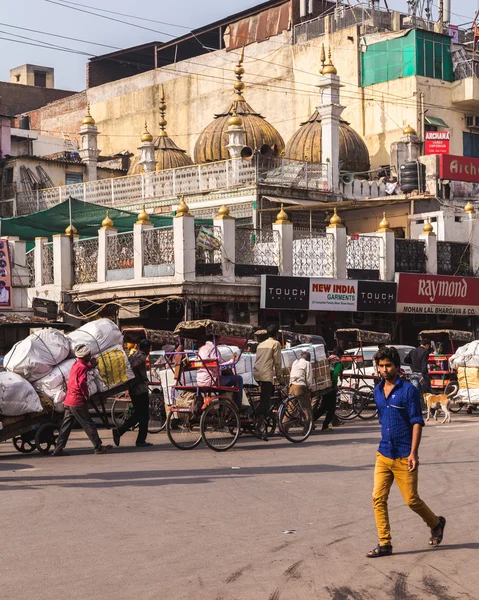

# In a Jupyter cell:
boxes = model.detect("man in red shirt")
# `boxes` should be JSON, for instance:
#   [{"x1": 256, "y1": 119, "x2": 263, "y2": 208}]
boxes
[{"x1": 53, "y1": 344, "x2": 112, "y2": 456}]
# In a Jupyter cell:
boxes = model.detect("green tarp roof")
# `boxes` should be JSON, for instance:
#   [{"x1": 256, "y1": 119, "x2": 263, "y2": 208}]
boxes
[{"x1": 0, "y1": 198, "x2": 210, "y2": 246}]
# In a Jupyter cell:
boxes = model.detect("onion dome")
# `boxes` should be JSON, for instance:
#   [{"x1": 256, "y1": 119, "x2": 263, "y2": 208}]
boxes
[
  {"x1": 274, "y1": 205, "x2": 291, "y2": 225},
  {"x1": 82, "y1": 103, "x2": 95, "y2": 126},
  {"x1": 285, "y1": 111, "x2": 370, "y2": 173},
  {"x1": 175, "y1": 196, "x2": 192, "y2": 218},
  {"x1": 403, "y1": 124, "x2": 417, "y2": 135},
  {"x1": 376, "y1": 212, "x2": 391, "y2": 233},
  {"x1": 423, "y1": 219, "x2": 434, "y2": 234},
  {"x1": 141, "y1": 121, "x2": 153, "y2": 143},
  {"x1": 65, "y1": 224, "x2": 78, "y2": 235},
  {"x1": 465, "y1": 201, "x2": 476, "y2": 214},
  {"x1": 216, "y1": 204, "x2": 234, "y2": 219},
  {"x1": 101, "y1": 210, "x2": 115, "y2": 230},
  {"x1": 328, "y1": 207, "x2": 344, "y2": 228},
  {"x1": 136, "y1": 205, "x2": 152, "y2": 226},
  {"x1": 194, "y1": 47, "x2": 285, "y2": 163},
  {"x1": 322, "y1": 48, "x2": 337, "y2": 76}
]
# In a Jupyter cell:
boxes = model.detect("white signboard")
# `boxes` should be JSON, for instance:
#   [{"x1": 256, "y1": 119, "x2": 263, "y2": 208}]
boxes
[{"x1": 309, "y1": 278, "x2": 358, "y2": 311}]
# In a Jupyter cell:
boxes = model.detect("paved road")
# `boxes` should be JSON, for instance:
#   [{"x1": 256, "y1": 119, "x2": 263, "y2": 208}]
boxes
[{"x1": 1, "y1": 414, "x2": 478, "y2": 600}]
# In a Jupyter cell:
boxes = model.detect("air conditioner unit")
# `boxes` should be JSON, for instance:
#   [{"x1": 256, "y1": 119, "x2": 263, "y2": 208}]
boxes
[
  {"x1": 295, "y1": 311, "x2": 316, "y2": 326},
  {"x1": 437, "y1": 314, "x2": 453, "y2": 326},
  {"x1": 466, "y1": 115, "x2": 479, "y2": 128}
]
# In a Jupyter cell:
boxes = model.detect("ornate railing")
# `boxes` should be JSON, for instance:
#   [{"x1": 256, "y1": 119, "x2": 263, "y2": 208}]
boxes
[
  {"x1": 25, "y1": 248, "x2": 35, "y2": 287},
  {"x1": 42, "y1": 242, "x2": 54, "y2": 285},
  {"x1": 73, "y1": 237, "x2": 99, "y2": 284},
  {"x1": 293, "y1": 230, "x2": 334, "y2": 277},
  {"x1": 346, "y1": 235, "x2": 381, "y2": 279},
  {"x1": 437, "y1": 241, "x2": 472, "y2": 276},
  {"x1": 106, "y1": 231, "x2": 134, "y2": 275},
  {"x1": 143, "y1": 227, "x2": 175, "y2": 276},
  {"x1": 394, "y1": 238, "x2": 426, "y2": 273},
  {"x1": 235, "y1": 228, "x2": 279, "y2": 276},
  {"x1": 195, "y1": 225, "x2": 222, "y2": 276},
  {"x1": 257, "y1": 158, "x2": 328, "y2": 191}
]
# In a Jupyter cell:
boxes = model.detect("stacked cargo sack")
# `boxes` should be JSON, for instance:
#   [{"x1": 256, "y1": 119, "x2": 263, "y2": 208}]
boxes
[{"x1": 450, "y1": 340, "x2": 479, "y2": 405}]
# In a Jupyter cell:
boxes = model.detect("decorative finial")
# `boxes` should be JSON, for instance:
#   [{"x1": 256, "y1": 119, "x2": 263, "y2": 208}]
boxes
[
  {"x1": 403, "y1": 124, "x2": 417, "y2": 136},
  {"x1": 422, "y1": 218, "x2": 434, "y2": 235},
  {"x1": 328, "y1": 207, "x2": 344, "y2": 228},
  {"x1": 159, "y1": 85, "x2": 168, "y2": 137},
  {"x1": 274, "y1": 204, "x2": 291, "y2": 225},
  {"x1": 175, "y1": 196, "x2": 192, "y2": 218},
  {"x1": 141, "y1": 121, "x2": 153, "y2": 143},
  {"x1": 137, "y1": 204, "x2": 153, "y2": 225},
  {"x1": 376, "y1": 212, "x2": 391, "y2": 233},
  {"x1": 322, "y1": 48, "x2": 338, "y2": 76},
  {"x1": 82, "y1": 102, "x2": 95, "y2": 126},
  {"x1": 465, "y1": 201, "x2": 476, "y2": 214},
  {"x1": 101, "y1": 210, "x2": 115, "y2": 230},
  {"x1": 228, "y1": 106, "x2": 243, "y2": 128},
  {"x1": 65, "y1": 224, "x2": 78, "y2": 235},
  {"x1": 233, "y1": 47, "x2": 246, "y2": 99},
  {"x1": 216, "y1": 204, "x2": 234, "y2": 220},
  {"x1": 320, "y1": 43, "x2": 326, "y2": 74}
]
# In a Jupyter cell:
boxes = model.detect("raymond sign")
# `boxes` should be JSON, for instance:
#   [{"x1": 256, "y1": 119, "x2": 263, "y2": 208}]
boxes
[
  {"x1": 397, "y1": 273, "x2": 479, "y2": 315},
  {"x1": 439, "y1": 154, "x2": 479, "y2": 183},
  {"x1": 0, "y1": 238, "x2": 13, "y2": 310},
  {"x1": 425, "y1": 131, "x2": 450, "y2": 155}
]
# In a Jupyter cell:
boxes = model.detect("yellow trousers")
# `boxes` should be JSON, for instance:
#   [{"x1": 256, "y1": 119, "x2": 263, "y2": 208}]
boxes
[{"x1": 372, "y1": 452, "x2": 440, "y2": 546}]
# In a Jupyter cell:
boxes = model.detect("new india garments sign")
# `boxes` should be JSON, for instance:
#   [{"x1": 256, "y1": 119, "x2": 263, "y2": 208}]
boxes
[{"x1": 261, "y1": 276, "x2": 397, "y2": 313}]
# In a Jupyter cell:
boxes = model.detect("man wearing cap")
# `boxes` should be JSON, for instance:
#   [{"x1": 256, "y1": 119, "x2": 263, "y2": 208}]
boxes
[{"x1": 53, "y1": 344, "x2": 112, "y2": 456}]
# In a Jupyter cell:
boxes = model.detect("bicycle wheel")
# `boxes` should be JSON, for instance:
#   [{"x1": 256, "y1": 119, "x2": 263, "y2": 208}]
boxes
[
  {"x1": 166, "y1": 410, "x2": 202, "y2": 450},
  {"x1": 111, "y1": 400, "x2": 132, "y2": 429},
  {"x1": 148, "y1": 392, "x2": 167, "y2": 433},
  {"x1": 444, "y1": 382, "x2": 463, "y2": 413},
  {"x1": 200, "y1": 399, "x2": 240, "y2": 452},
  {"x1": 278, "y1": 397, "x2": 313, "y2": 443},
  {"x1": 336, "y1": 387, "x2": 357, "y2": 420},
  {"x1": 356, "y1": 386, "x2": 378, "y2": 420}
]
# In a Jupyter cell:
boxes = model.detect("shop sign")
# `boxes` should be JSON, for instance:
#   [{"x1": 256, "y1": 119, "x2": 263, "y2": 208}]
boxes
[
  {"x1": 439, "y1": 154, "x2": 479, "y2": 183},
  {"x1": 425, "y1": 131, "x2": 450, "y2": 155},
  {"x1": 261, "y1": 276, "x2": 397, "y2": 313},
  {"x1": 397, "y1": 273, "x2": 479, "y2": 315},
  {"x1": 0, "y1": 238, "x2": 13, "y2": 310}
]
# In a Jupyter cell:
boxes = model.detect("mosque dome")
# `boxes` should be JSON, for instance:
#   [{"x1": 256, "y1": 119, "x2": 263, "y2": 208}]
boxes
[{"x1": 194, "y1": 48, "x2": 284, "y2": 164}]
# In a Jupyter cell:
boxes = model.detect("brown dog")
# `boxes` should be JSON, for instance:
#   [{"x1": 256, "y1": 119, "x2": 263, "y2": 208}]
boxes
[{"x1": 423, "y1": 392, "x2": 453, "y2": 424}]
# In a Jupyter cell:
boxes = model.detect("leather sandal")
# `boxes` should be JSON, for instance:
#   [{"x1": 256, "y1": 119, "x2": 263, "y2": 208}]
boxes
[
  {"x1": 429, "y1": 516, "x2": 446, "y2": 547},
  {"x1": 366, "y1": 544, "x2": 393, "y2": 558}
]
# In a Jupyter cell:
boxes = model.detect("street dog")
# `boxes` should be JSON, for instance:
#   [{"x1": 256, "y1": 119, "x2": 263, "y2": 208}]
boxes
[{"x1": 423, "y1": 392, "x2": 454, "y2": 424}]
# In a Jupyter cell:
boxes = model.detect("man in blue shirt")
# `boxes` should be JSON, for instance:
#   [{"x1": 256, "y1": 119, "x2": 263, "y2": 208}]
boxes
[{"x1": 367, "y1": 346, "x2": 446, "y2": 558}]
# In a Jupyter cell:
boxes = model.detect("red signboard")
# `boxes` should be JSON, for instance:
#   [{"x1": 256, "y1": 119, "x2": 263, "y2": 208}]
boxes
[
  {"x1": 397, "y1": 273, "x2": 479, "y2": 315},
  {"x1": 0, "y1": 238, "x2": 13, "y2": 310},
  {"x1": 439, "y1": 154, "x2": 479, "y2": 183},
  {"x1": 425, "y1": 131, "x2": 450, "y2": 155}
]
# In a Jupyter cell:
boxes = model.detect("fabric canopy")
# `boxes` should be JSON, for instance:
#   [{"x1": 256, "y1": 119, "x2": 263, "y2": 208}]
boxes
[{"x1": 0, "y1": 197, "x2": 211, "y2": 247}]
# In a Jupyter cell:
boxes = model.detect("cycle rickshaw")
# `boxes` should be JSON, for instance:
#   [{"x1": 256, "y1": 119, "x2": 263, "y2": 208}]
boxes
[{"x1": 163, "y1": 319, "x2": 313, "y2": 452}]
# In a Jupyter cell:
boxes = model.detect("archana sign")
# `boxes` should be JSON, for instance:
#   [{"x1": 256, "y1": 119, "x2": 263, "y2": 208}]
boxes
[{"x1": 424, "y1": 131, "x2": 450, "y2": 155}]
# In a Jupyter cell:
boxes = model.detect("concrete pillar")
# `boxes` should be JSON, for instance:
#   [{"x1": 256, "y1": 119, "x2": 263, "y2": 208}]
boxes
[
  {"x1": 213, "y1": 205, "x2": 235, "y2": 282},
  {"x1": 52, "y1": 234, "x2": 74, "y2": 290},
  {"x1": 272, "y1": 205, "x2": 293, "y2": 276},
  {"x1": 419, "y1": 220, "x2": 437, "y2": 275},
  {"x1": 34, "y1": 237, "x2": 48, "y2": 287},
  {"x1": 78, "y1": 104, "x2": 101, "y2": 182},
  {"x1": 133, "y1": 206, "x2": 154, "y2": 280},
  {"x1": 9, "y1": 238, "x2": 28, "y2": 288},
  {"x1": 326, "y1": 208, "x2": 347, "y2": 279},
  {"x1": 375, "y1": 213, "x2": 395, "y2": 282},
  {"x1": 464, "y1": 203, "x2": 479, "y2": 274},
  {"x1": 97, "y1": 211, "x2": 116, "y2": 283},
  {"x1": 173, "y1": 198, "x2": 195, "y2": 283}
]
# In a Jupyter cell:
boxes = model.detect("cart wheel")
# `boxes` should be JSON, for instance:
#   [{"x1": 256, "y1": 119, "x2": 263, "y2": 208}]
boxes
[
  {"x1": 264, "y1": 411, "x2": 277, "y2": 437},
  {"x1": 356, "y1": 386, "x2": 378, "y2": 420},
  {"x1": 148, "y1": 392, "x2": 166, "y2": 434},
  {"x1": 35, "y1": 423, "x2": 59, "y2": 455},
  {"x1": 200, "y1": 399, "x2": 240, "y2": 452},
  {"x1": 12, "y1": 435, "x2": 36, "y2": 454},
  {"x1": 336, "y1": 387, "x2": 357, "y2": 420},
  {"x1": 444, "y1": 382, "x2": 462, "y2": 412},
  {"x1": 278, "y1": 396, "x2": 313, "y2": 443},
  {"x1": 166, "y1": 410, "x2": 202, "y2": 450},
  {"x1": 111, "y1": 399, "x2": 134, "y2": 430}
]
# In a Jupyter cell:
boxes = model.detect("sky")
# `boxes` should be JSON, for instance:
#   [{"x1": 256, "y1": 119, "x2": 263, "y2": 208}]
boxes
[{"x1": 0, "y1": 0, "x2": 478, "y2": 91}]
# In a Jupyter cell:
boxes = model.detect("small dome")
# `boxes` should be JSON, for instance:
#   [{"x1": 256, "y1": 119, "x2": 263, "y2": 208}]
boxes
[
  {"x1": 175, "y1": 197, "x2": 192, "y2": 218},
  {"x1": 216, "y1": 204, "x2": 234, "y2": 219},
  {"x1": 82, "y1": 103, "x2": 95, "y2": 126},
  {"x1": 403, "y1": 124, "x2": 417, "y2": 135},
  {"x1": 423, "y1": 219, "x2": 434, "y2": 234},
  {"x1": 101, "y1": 211, "x2": 114, "y2": 229},
  {"x1": 65, "y1": 224, "x2": 78, "y2": 235},
  {"x1": 329, "y1": 207, "x2": 343, "y2": 227},
  {"x1": 274, "y1": 205, "x2": 290, "y2": 225},
  {"x1": 137, "y1": 205, "x2": 152, "y2": 225},
  {"x1": 285, "y1": 111, "x2": 370, "y2": 173},
  {"x1": 377, "y1": 212, "x2": 391, "y2": 232},
  {"x1": 465, "y1": 201, "x2": 476, "y2": 214},
  {"x1": 228, "y1": 113, "x2": 243, "y2": 127},
  {"x1": 322, "y1": 48, "x2": 337, "y2": 75},
  {"x1": 141, "y1": 122, "x2": 153, "y2": 143}
]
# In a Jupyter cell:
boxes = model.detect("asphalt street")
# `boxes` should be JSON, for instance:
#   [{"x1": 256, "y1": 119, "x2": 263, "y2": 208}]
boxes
[{"x1": 1, "y1": 413, "x2": 478, "y2": 600}]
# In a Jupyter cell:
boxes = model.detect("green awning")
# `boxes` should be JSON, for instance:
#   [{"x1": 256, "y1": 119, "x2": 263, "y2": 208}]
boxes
[{"x1": 425, "y1": 116, "x2": 449, "y2": 128}]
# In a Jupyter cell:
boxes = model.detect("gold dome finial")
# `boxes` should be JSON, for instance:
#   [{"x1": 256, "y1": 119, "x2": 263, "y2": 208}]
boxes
[
  {"x1": 403, "y1": 124, "x2": 417, "y2": 136},
  {"x1": 82, "y1": 102, "x2": 95, "y2": 126},
  {"x1": 422, "y1": 218, "x2": 434, "y2": 235},
  {"x1": 465, "y1": 201, "x2": 476, "y2": 214},
  {"x1": 319, "y1": 43, "x2": 326, "y2": 74},
  {"x1": 233, "y1": 46, "x2": 246, "y2": 99},
  {"x1": 101, "y1": 210, "x2": 115, "y2": 230},
  {"x1": 65, "y1": 223, "x2": 78, "y2": 235},
  {"x1": 322, "y1": 48, "x2": 337, "y2": 76},
  {"x1": 376, "y1": 212, "x2": 392, "y2": 233},
  {"x1": 228, "y1": 106, "x2": 243, "y2": 128},
  {"x1": 137, "y1": 204, "x2": 153, "y2": 225},
  {"x1": 328, "y1": 207, "x2": 344, "y2": 228},
  {"x1": 216, "y1": 204, "x2": 235, "y2": 220},
  {"x1": 274, "y1": 204, "x2": 291, "y2": 225},
  {"x1": 158, "y1": 84, "x2": 168, "y2": 137},
  {"x1": 141, "y1": 121, "x2": 153, "y2": 143},
  {"x1": 175, "y1": 196, "x2": 192, "y2": 218}
]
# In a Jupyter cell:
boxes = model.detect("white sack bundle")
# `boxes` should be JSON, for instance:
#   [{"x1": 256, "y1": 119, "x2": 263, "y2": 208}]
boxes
[
  {"x1": 68, "y1": 318, "x2": 123, "y2": 357},
  {"x1": 0, "y1": 371, "x2": 43, "y2": 416},
  {"x1": 450, "y1": 340, "x2": 479, "y2": 369},
  {"x1": 4, "y1": 328, "x2": 71, "y2": 382}
]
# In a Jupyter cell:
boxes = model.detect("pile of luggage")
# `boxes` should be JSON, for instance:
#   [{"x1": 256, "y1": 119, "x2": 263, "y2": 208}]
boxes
[
  {"x1": 0, "y1": 319, "x2": 133, "y2": 419},
  {"x1": 450, "y1": 341, "x2": 479, "y2": 405}
]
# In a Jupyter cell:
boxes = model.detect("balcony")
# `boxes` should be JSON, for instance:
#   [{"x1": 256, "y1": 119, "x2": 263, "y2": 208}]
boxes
[{"x1": 452, "y1": 56, "x2": 479, "y2": 110}]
